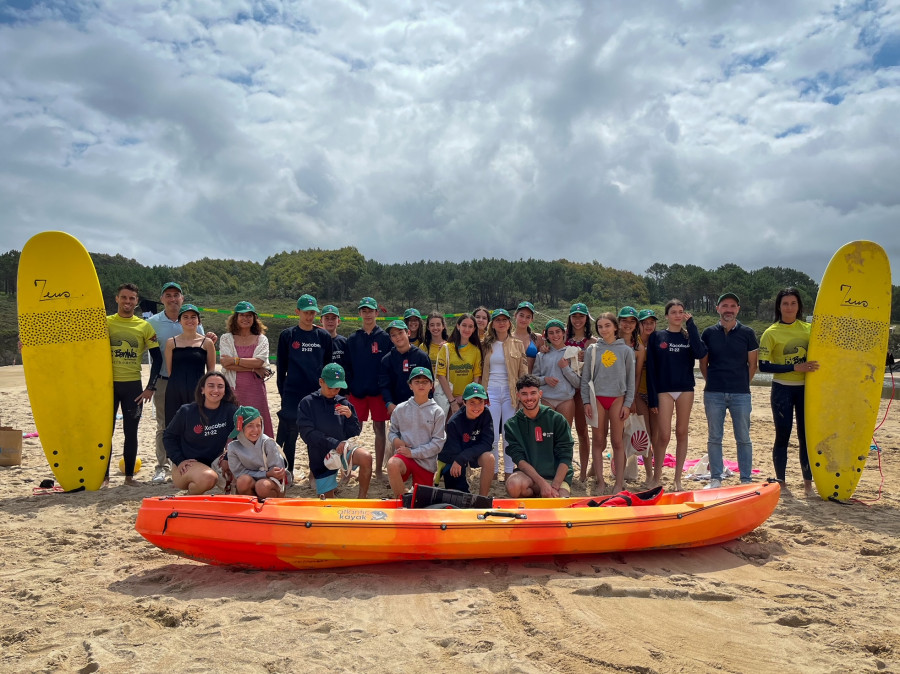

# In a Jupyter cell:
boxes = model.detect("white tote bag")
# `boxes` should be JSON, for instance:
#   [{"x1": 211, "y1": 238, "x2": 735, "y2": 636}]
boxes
[
  {"x1": 623, "y1": 414, "x2": 650, "y2": 458},
  {"x1": 585, "y1": 344, "x2": 599, "y2": 428}
]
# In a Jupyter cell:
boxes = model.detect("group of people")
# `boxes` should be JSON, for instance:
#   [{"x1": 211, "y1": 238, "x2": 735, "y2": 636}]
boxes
[{"x1": 104, "y1": 281, "x2": 818, "y2": 499}]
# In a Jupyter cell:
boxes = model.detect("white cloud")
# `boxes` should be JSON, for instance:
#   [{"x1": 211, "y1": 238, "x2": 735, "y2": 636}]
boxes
[{"x1": 0, "y1": 0, "x2": 898, "y2": 284}]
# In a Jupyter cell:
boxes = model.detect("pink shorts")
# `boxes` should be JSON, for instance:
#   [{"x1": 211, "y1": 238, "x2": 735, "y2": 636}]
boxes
[
  {"x1": 394, "y1": 454, "x2": 434, "y2": 487},
  {"x1": 348, "y1": 394, "x2": 390, "y2": 423},
  {"x1": 596, "y1": 395, "x2": 618, "y2": 411}
]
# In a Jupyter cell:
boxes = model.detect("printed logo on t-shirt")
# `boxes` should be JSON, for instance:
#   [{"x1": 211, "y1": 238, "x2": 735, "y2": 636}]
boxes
[
  {"x1": 463, "y1": 432, "x2": 470, "y2": 443},
  {"x1": 371, "y1": 342, "x2": 380, "y2": 354},
  {"x1": 292, "y1": 341, "x2": 301, "y2": 349},
  {"x1": 193, "y1": 424, "x2": 204, "y2": 434},
  {"x1": 659, "y1": 342, "x2": 668, "y2": 350},
  {"x1": 403, "y1": 359, "x2": 409, "y2": 372},
  {"x1": 535, "y1": 426, "x2": 543, "y2": 442}
]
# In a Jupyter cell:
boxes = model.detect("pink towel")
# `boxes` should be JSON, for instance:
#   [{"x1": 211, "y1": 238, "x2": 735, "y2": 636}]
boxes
[{"x1": 637, "y1": 453, "x2": 760, "y2": 474}]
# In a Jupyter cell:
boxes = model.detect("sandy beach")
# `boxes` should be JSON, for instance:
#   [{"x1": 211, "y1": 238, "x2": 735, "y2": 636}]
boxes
[{"x1": 1, "y1": 365, "x2": 898, "y2": 673}]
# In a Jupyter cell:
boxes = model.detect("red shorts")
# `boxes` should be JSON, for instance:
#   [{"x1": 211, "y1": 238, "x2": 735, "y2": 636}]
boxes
[
  {"x1": 394, "y1": 454, "x2": 434, "y2": 487},
  {"x1": 596, "y1": 395, "x2": 618, "y2": 411},
  {"x1": 348, "y1": 394, "x2": 390, "y2": 423}
]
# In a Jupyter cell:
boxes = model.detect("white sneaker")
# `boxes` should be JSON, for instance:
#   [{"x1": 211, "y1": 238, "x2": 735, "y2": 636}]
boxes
[
  {"x1": 151, "y1": 468, "x2": 168, "y2": 484},
  {"x1": 704, "y1": 479, "x2": 722, "y2": 490}
]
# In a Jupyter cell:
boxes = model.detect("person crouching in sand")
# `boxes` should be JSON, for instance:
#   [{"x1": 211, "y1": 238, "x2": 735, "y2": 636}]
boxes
[{"x1": 227, "y1": 405, "x2": 293, "y2": 498}]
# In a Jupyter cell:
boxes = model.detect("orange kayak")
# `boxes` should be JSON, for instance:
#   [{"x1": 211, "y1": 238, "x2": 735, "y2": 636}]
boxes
[{"x1": 135, "y1": 482, "x2": 780, "y2": 570}]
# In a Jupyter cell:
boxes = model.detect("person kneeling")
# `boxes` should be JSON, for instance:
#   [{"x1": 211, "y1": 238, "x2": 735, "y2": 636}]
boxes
[
  {"x1": 227, "y1": 406, "x2": 293, "y2": 498},
  {"x1": 504, "y1": 374, "x2": 574, "y2": 498},
  {"x1": 437, "y1": 382, "x2": 495, "y2": 496},
  {"x1": 387, "y1": 367, "x2": 446, "y2": 497},
  {"x1": 298, "y1": 364, "x2": 373, "y2": 499}
]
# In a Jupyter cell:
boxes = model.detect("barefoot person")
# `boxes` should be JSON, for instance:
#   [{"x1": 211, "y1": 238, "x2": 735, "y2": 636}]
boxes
[
  {"x1": 581, "y1": 313, "x2": 635, "y2": 495},
  {"x1": 297, "y1": 364, "x2": 373, "y2": 499},
  {"x1": 504, "y1": 374, "x2": 574, "y2": 498},
  {"x1": 565, "y1": 303, "x2": 596, "y2": 481},
  {"x1": 107, "y1": 283, "x2": 162, "y2": 486},
  {"x1": 533, "y1": 319, "x2": 580, "y2": 427},
  {"x1": 386, "y1": 367, "x2": 446, "y2": 497},
  {"x1": 759, "y1": 288, "x2": 819, "y2": 496},
  {"x1": 227, "y1": 406, "x2": 292, "y2": 498},
  {"x1": 164, "y1": 372, "x2": 238, "y2": 495},
  {"x1": 146, "y1": 281, "x2": 214, "y2": 484},
  {"x1": 636, "y1": 309, "x2": 659, "y2": 483},
  {"x1": 481, "y1": 308, "x2": 528, "y2": 480},
  {"x1": 344, "y1": 297, "x2": 392, "y2": 478},
  {"x1": 163, "y1": 304, "x2": 216, "y2": 426},
  {"x1": 646, "y1": 300, "x2": 707, "y2": 492},
  {"x1": 219, "y1": 301, "x2": 274, "y2": 437}
]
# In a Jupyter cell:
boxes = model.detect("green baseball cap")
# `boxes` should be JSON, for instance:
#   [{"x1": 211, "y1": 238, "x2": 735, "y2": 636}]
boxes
[
  {"x1": 717, "y1": 292, "x2": 740, "y2": 305},
  {"x1": 617, "y1": 306, "x2": 638, "y2": 319},
  {"x1": 545, "y1": 319, "x2": 566, "y2": 331},
  {"x1": 178, "y1": 303, "x2": 200, "y2": 318},
  {"x1": 387, "y1": 319, "x2": 409, "y2": 332},
  {"x1": 161, "y1": 282, "x2": 183, "y2": 295},
  {"x1": 321, "y1": 363, "x2": 348, "y2": 389},
  {"x1": 234, "y1": 301, "x2": 256, "y2": 314},
  {"x1": 462, "y1": 382, "x2": 488, "y2": 400},
  {"x1": 407, "y1": 366, "x2": 433, "y2": 382},
  {"x1": 321, "y1": 305, "x2": 340, "y2": 317},
  {"x1": 358, "y1": 297, "x2": 378, "y2": 310},
  {"x1": 403, "y1": 308, "x2": 422, "y2": 320},
  {"x1": 516, "y1": 301, "x2": 535, "y2": 314},
  {"x1": 569, "y1": 303, "x2": 589, "y2": 316},
  {"x1": 229, "y1": 405, "x2": 261, "y2": 439},
  {"x1": 297, "y1": 294, "x2": 319, "y2": 312},
  {"x1": 490, "y1": 308, "x2": 511, "y2": 321},
  {"x1": 638, "y1": 309, "x2": 657, "y2": 321}
]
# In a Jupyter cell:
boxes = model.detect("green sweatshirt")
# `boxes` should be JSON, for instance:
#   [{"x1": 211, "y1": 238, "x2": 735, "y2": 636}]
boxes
[{"x1": 503, "y1": 405, "x2": 574, "y2": 485}]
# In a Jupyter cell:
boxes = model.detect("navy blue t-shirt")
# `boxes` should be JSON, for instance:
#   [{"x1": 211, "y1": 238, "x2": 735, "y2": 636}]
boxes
[
  {"x1": 701, "y1": 321, "x2": 759, "y2": 393},
  {"x1": 276, "y1": 325, "x2": 334, "y2": 415}
]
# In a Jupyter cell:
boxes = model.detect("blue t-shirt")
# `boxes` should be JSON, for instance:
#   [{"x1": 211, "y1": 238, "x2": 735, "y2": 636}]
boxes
[{"x1": 700, "y1": 321, "x2": 759, "y2": 393}]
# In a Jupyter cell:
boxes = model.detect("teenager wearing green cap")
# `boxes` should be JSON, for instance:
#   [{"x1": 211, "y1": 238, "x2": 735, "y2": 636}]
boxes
[
  {"x1": 219, "y1": 301, "x2": 273, "y2": 437},
  {"x1": 481, "y1": 308, "x2": 528, "y2": 479},
  {"x1": 403, "y1": 308, "x2": 426, "y2": 351},
  {"x1": 146, "y1": 281, "x2": 213, "y2": 484},
  {"x1": 344, "y1": 297, "x2": 393, "y2": 478},
  {"x1": 275, "y1": 294, "x2": 334, "y2": 473},
  {"x1": 297, "y1": 364, "x2": 373, "y2": 499},
  {"x1": 379, "y1": 320, "x2": 433, "y2": 414},
  {"x1": 533, "y1": 319, "x2": 581, "y2": 427},
  {"x1": 565, "y1": 303, "x2": 596, "y2": 482},
  {"x1": 512, "y1": 301, "x2": 545, "y2": 372},
  {"x1": 163, "y1": 303, "x2": 217, "y2": 427},
  {"x1": 436, "y1": 382, "x2": 495, "y2": 496},
  {"x1": 227, "y1": 405, "x2": 291, "y2": 498},
  {"x1": 320, "y1": 305, "x2": 347, "y2": 369},
  {"x1": 387, "y1": 367, "x2": 446, "y2": 497}
]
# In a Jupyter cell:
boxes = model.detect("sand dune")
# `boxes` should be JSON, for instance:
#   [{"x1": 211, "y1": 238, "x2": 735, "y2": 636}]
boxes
[{"x1": 1, "y1": 365, "x2": 898, "y2": 673}]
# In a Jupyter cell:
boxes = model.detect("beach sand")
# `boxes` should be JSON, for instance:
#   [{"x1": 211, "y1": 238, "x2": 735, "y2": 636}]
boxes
[{"x1": 1, "y1": 365, "x2": 898, "y2": 673}]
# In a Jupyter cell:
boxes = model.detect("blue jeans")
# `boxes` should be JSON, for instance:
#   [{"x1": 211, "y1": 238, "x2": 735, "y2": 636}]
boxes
[{"x1": 704, "y1": 391, "x2": 753, "y2": 482}]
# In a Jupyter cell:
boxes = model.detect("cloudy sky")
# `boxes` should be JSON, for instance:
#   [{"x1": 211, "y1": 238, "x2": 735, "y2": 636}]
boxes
[{"x1": 2, "y1": 1, "x2": 899, "y2": 283}]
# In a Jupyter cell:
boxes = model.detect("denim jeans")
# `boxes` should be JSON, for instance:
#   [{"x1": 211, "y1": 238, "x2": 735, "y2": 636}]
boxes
[{"x1": 704, "y1": 391, "x2": 753, "y2": 482}]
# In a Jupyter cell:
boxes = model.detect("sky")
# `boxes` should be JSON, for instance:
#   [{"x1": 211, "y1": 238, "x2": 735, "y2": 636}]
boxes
[{"x1": 1, "y1": 0, "x2": 899, "y2": 284}]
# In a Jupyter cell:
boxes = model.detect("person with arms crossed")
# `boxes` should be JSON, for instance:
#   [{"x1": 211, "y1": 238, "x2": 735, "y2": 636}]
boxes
[
  {"x1": 504, "y1": 374, "x2": 574, "y2": 498},
  {"x1": 275, "y1": 294, "x2": 333, "y2": 473},
  {"x1": 700, "y1": 293, "x2": 759, "y2": 489}
]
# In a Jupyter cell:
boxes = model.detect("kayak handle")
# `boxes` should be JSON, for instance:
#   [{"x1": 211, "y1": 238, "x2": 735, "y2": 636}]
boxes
[{"x1": 478, "y1": 511, "x2": 527, "y2": 520}]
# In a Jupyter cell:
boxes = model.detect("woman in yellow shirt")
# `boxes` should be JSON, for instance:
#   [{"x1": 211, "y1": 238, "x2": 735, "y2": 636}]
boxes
[{"x1": 436, "y1": 314, "x2": 483, "y2": 418}]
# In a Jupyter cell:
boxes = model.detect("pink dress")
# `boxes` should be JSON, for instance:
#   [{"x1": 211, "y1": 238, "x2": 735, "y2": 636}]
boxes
[{"x1": 234, "y1": 342, "x2": 274, "y2": 437}]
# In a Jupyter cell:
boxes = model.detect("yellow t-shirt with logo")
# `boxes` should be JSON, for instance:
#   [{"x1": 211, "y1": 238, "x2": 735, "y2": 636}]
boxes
[
  {"x1": 436, "y1": 342, "x2": 483, "y2": 397},
  {"x1": 759, "y1": 320, "x2": 811, "y2": 384},
  {"x1": 107, "y1": 314, "x2": 159, "y2": 382}
]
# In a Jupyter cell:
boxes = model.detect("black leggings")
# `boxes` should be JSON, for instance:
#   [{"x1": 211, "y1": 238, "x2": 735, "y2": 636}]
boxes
[
  {"x1": 111, "y1": 380, "x2": 143, "y2": 477},
  {"x1": 770, "y1": 382, "x2": 811, "y2": 482}
]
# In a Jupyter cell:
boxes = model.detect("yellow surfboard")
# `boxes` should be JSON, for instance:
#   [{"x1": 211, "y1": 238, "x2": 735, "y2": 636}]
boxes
[
  {"x1": 17, "y1": 231, "x2": 113, "y2": 491},
  {"x1": 805, "y1": 241, "x2": 891, "y2": 501}
]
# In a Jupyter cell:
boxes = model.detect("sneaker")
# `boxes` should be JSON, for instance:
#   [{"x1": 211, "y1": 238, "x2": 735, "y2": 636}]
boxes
[
  {"x1": 151, "y1": 468, "x2": 167, "y2": 484},
  {"x1": 704, "y1": 479, "x2": 722, "y2": 490}
]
